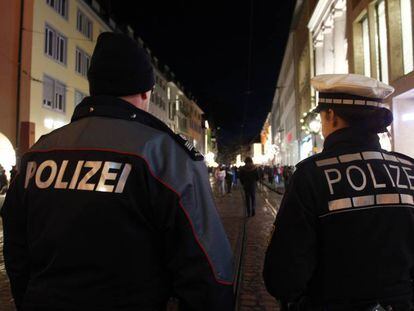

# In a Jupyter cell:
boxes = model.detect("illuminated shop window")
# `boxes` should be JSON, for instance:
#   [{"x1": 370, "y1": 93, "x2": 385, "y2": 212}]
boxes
[{"x1": 401, "y1": 0, "x2": 414, "y2": 74}]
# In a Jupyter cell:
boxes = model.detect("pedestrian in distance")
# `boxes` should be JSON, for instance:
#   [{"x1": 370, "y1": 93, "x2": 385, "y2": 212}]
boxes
[
  {"x1": 0, "y1": 166, "x2": 8, "y2": 194},
  {"x1": 272, "y1": 166, "x2": 278, "y2": 184},
  {"x1": 279, "y1": 165, "x2": 284, "y2": 185},
  {"x1": 275, "y1": 165, "x2": 281, "y2": 185},
  {"x1": 263, "y1": 74, "x2": 414, "y2": 311},
  {"x1": 267, "y1": 166, "x2": 274, "y2": 184},
  {"x1": 231, "y1": 165, "x2": 238, "y2": 187},
  {"x1": 1, "y1": 32, "x2": 234, "y2": 311},
  {"x1": 239, "y1": 157, "x2": 259, "y2": 217},
  {"x1": 283, "y1": 166, "x2": 293, "y2": 189},
  {"x1": 215, "y1": 165, "x2": 227, "y2": 196},
  {"x1": 225, "y1": 165, "x2": 234, "y2": 194}
]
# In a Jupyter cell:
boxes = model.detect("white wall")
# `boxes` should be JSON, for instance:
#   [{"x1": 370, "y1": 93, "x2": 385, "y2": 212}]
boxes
[{"x1": 393, "y1": 97, "x2": 414, "y2": 158}]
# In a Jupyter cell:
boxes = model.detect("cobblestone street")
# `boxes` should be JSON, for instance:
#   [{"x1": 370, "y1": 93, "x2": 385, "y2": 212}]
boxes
[
  {"x1": 0, "y1": 219, "x2": 15, "y2": 311},
  {"x1": 0, "y1": 183, "x2": 282, "y2": 310},
  {"x1": 236, "y1": 186, "x2": 281, "y2": 311}
]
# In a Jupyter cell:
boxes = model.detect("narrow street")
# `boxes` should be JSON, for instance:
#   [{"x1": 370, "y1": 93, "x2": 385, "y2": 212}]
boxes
[
  {"x1": 0, "y1": 182, "x2": 282, "y2": 310},
  {"x1": 237, "y1": 186, "x2": 281, "y2": 311},
  {"x1": 212, "y1": 181, "x2": 282, "y2": 310}
]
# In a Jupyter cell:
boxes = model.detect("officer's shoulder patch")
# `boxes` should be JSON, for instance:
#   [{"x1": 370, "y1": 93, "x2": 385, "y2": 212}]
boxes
[{"x1": 174, "y1": 134, "x2": 204, "y2": 161}]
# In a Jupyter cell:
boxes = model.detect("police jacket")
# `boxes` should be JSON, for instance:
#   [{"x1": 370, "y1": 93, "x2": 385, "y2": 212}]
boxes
[
  {"x1": 263, "y1": 127, "x2": 414, "y2": 308},
  {"x1": 1, "y1": 96, "x2": 234, "y2": 311}
]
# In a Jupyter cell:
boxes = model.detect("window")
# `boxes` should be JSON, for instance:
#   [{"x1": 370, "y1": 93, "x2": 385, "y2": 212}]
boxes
[
  {"x1": 77, "y1": 9, "x2": 93, "y2": 39},
  {"x1": 168, "y1": 102, "x2": 175, "y2": 120},
  {"x1": 43, "y1": 76, "x2": 54, "y2": 108},
  {"x1": 43, "y1": 75, "x2": 66, "y2": 112},
  {"x1": 44, "y1": 24, "x2": 67, "y2": 64},
  {"x1": 75, "y1": 47, "x2": 91, "y2": 77},
  {"x1": 375, "y1": 0, "x2": 389, "y2": 83},
  {"x1": 46, "y1": 0, "x2": 68, "y2": 18},
  {"x1": 361, "y1": 17, "x2": 371, "y2": 77},
  {"x1": 310, "y1": 0, "x2": 348, "y2": 75},
  {"x1": 75, "y1": 90, "x2": 86, "y2": 106},
  {"x1": 401, "y1": 0, "x2": 414, "y2": 74},
  {"x1": 55, "y1": 81, "x2": 65, "y2": 112}
]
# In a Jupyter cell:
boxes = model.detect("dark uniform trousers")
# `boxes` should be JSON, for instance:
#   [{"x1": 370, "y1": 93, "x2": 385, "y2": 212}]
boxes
[
  {"x1": 244, "y1": 186, "x2": 256, "y2": 216},
  {"x1": 1, "y1": 96, "x2": 235, "y2": 311},
  {"x1": 264, "y1": 128, "x2": 414, "y2": 311}
]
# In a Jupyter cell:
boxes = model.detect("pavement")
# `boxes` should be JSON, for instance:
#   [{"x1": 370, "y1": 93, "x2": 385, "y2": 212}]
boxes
[
  {"x1": 0, "y1": 219, "x2": 15, "y2": 311},
  {"x1": 236, "y1": 185, "x2": 282, "y2": 311},
  {"x1": 0, "y1": 181, "x2": 283, "y2": 310}
]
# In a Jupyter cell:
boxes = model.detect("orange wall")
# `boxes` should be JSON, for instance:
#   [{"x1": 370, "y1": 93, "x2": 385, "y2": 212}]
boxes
[
  {"x1": 0, "y1": 0, "x2": 34, "y2": 152},
  {"x1": 0, "y1": 0, "x2": 21, "y2": 147}
]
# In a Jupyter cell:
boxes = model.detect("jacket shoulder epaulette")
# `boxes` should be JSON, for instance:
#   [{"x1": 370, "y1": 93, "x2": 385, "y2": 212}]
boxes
[{"x1": 174, "y1": 134, "x2": 204, "y2": 161}]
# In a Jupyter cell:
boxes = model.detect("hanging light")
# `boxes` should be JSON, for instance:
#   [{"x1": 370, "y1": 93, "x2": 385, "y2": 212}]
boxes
[{"x1": 309, "y1": 119, "x2": 322, "y2": 133}]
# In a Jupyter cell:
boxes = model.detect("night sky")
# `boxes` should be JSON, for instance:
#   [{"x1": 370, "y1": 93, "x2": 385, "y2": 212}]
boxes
[{"x1": 97, "y1": 0, "x2": 296, "y2": 151}]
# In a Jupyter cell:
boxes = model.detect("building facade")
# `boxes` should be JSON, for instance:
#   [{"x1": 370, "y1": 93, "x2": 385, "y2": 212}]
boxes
[
  {"x1": 30, "y1": 0, "x2": 112, "y2": 144},
  {"x1": 266, "y1": 0, "x2": 414, "y2": 165},
  {"x1": 150, "y1": 67, "x2": 170, "y2": 128},
  {"x1": 0, "y1": 0, "x2": 34, "y2": 175},
  {"x1": 271, "y1": 33, "x2": 300, "y2": 165},
  {"x1": 349, "y1": 0, "x2": 414, "y2": 157},
  {"x1": 0, "y1": 0, "x2": 208, "y2": 173},
  {"x1": 167, "y1": 81, "x2": 184, "y2": 134},
  {"x1": 188, "y1": 100, "x2": 204, "y2": 154}
]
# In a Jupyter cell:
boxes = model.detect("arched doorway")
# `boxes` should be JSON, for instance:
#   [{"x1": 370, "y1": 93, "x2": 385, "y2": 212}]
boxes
[{"x1": 0, "y1": 132, "x2": 16, "y2": 179}]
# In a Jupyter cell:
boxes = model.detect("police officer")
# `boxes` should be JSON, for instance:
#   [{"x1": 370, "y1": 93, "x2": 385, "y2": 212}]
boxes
[
  {"x1": 263, "y1": 74, "x2": 414, "y2": 311},
  {"x1": 1, "y1": 33, "x2": 234, "y2": 310}
]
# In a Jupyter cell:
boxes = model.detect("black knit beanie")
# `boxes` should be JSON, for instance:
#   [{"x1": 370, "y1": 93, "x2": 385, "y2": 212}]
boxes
[{"x1": 87, "y1": 32, "x2": 155, "y2": 97}]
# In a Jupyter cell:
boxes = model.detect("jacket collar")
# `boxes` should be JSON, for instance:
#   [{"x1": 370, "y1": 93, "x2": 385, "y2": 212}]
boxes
[
  {"x1": 71, "y1": 95, "x2": 204, "y2": 161},
  {"x1": 71, "y1": 95, "x2": 173, "y2": 135},
  {"x1": 323, "y1": 127, "x2": 381, "y2": 152}
]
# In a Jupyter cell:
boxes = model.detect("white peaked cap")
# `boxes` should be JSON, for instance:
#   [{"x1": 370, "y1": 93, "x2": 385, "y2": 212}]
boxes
[{"x1": 311, "y1": 74, "x2": 395, "y2": 100}]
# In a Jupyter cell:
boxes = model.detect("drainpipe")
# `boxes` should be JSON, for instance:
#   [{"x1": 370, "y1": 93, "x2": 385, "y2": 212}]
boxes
[{"x1": 15, "y1": 0, "x2": 25, "y2": 162}]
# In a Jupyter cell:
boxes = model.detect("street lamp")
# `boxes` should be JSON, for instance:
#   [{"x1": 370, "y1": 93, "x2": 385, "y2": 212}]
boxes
[
  {"x1": 309, "y1": 118, "x2": 321, "y2": 133},
  {"x1": 301, "y1": 111, "x2": 322, "y2": 154}
]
